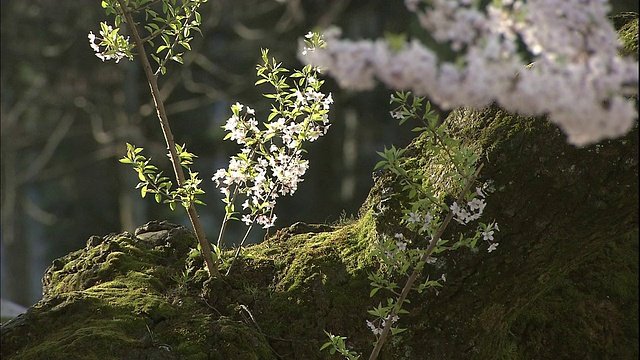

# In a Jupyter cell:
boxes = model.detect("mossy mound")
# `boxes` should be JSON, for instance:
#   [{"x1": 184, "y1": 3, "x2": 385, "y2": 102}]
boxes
[
  {"x1": 388, "y1": 105, "x2": 638, "y2": 359},
  {"x1": 1, "y1": 118, "x2": 637, "y2": 360},
  {"x1": 1, "y1": 221, "x2": 274, "y2": 360}
]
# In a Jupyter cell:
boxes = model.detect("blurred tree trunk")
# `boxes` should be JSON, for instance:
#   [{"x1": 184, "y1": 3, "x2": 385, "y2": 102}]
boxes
[{"x1": 0, "y1": 146, "x2": 31, "y2": 307}]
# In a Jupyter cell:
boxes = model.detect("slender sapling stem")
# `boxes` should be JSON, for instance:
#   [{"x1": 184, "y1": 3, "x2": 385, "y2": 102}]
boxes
[
  {"x1": 115, "y1": 0, "x2": 218, "y2": 276},
  {"x1": 368, "y1": 163, "x2": 484, "y2": 360}
]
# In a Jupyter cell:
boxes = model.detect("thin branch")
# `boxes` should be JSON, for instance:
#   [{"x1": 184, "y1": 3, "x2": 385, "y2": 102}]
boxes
[
  {"x1": 2, "y1": 75, "x2": 46, "y2": 131},
  {"x1": 155, "y1": 4, "x2": 197, "y2": 76},
  {"x1": 115, "y1": 0, "x2": 218, "y2": 276},
  {"x1": 368, "y1": 163, "x2": 484, "y2": 360},
  {"x1": 26, "y1": 144, "x2": 120, "y2": 183},
  {"x1": 20, "y1": 113, "x2": 74, "y2": 183},
  {"x1": 225, "y1": 222, "x2": 254, "y2": 276},
  {"x1": 216, "y1": 185, "x2": 241, "y2": 248}
]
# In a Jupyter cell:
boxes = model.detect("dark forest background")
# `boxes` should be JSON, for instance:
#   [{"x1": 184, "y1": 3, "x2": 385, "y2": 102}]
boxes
[{"x1": 2, "y1": 0, "x2": 637, "y2": 308}]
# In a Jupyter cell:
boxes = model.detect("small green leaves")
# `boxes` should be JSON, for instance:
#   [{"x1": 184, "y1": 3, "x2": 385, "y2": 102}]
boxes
[
  {"x1": 320, "y1": 331, "x2": 361, "y2": 359},
  {"x1": 175, "y1": 143, "x2": 197, "y2": 168},
  {"x1": 93, "y1": 0, "x2": 207, "y2": 75},
  {"x1": 88, "y1": 22, "x2": 135, "y2": 62},
  {"x1": 120, "y1": 142, "x2": 205, "y2": 211},
  {"x1": 384, "y1": 32, "x2": 408, "y2": 53},
  {"x1": 416, "y1": 275, "x2": 444, "y2": 294},
  {"x1": 301, "y1": 31, "x2": 327, "y2": 56},
  {"x1": 374, "y1": 145, "x2": 407, "y2": 171}
]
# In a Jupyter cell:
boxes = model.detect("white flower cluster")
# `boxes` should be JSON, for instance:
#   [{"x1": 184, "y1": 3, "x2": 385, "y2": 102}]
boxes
[
  {"x1": 450, "y1": 187, "x2": 488, "y2": 224},
  {"x1": 300, "y1": 0, "x2": 638, "y2": 146},
  {"x1": 483, "y1": 222, "x2": 500, "y2": 253},
  {"x1": 212, "y1": 89, "x2": 333, "y2": 229},
  {"x1": 366, "y1": 314, "x2": 399, "y2": 336},
  {"x1": 381, "y1": 233, "x2": 409, "y2": 261},
  {"x1": 407, "y1": 210, "x2": 433, "y2": 233},
  {"x1": 449, "y1": 186, "x2": 500, "y2": 251},
  {"x1": 87, "y1": 23, "x2": 131, "y2": 63}
]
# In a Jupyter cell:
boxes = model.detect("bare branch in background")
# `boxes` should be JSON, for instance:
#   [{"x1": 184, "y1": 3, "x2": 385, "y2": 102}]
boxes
[
  {"x1": 1, "y1": 75, "x2": 47, "y2": 132},
  {"x1": 20, "y1": 114, "x2": 75, "y2": 183},
  {"x1": 316, "y1": 0, "x2": 350, "y2": 29},
  {"x1": 275, "y1": 0, "x2": 304, "y2": 32}
]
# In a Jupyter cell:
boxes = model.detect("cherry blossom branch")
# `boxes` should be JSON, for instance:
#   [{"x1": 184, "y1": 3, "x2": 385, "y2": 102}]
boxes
[
  {"x1": 368, "y1": 163, "x2": 484, "y2": 360},
  {"x1": 301, "y1": 1, "x2": 638, "y2": 146}
]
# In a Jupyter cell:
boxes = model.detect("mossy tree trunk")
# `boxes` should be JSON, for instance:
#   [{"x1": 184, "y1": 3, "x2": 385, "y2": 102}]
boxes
[{"x1": 2, "y1": 103, "x2": 636, "y2": 360}]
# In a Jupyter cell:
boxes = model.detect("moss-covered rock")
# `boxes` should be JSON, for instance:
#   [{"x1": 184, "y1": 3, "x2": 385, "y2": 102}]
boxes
[
  {"x1": 1, "y1": 221, "x2": 275, "y2": 360},
  {"x1": 389, "y1": 105, "x2": 638, "y2": 359},
  {"x1": 613, "y1": 12, "x2": 638, "y2": 58}
]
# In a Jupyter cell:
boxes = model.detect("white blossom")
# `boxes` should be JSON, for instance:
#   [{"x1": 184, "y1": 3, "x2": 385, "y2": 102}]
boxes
[
  {"x1": 366, "y1": 320, "x2": 383, "y2": 335},
  {"x1": 407, "y1": 211, "x2": 421, "y2": 223},
  {"x1": 396, "y1": 241, "x2": 407, "y2": 251},
  {"x1": 213, "y1": 67, "x2": 332, "y2": 231},
  {"x1": 300, "y1": 0, "x2": 638, "y2": 146},
  {"x1": 87, "y1": 23, "x2": 131, "y2": 63}
]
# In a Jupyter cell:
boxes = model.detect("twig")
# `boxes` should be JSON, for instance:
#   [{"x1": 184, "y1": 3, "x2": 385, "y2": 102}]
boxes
[
  {"x1": 238, "y1": 304, "x2": 286, "y2": 360},
  {"x1": 368, "y1": 163, "x2": 484, "y2": 360},
  {"x1": 225, "y1": 222, "x2": 254, "y2": 276}
]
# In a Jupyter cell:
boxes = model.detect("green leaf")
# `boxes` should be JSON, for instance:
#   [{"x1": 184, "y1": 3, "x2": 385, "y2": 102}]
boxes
[
  {"x1": 408, "y1": 189, "x2": 417, "y2": 199},
  {"x1": 150, "y1": 53, "x2": 160, "y2": 65},
  {"x1": 374, "y1": 160, "x2": 387, "y2": 170},
  {"x1": 370, "y1": 287, "x2": 380, "y2": 297}
]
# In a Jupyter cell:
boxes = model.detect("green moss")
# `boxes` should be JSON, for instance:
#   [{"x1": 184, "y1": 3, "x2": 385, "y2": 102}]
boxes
[
  {"x1": 1, "y1": 223, "x2": 274, "y2": 360},
  {"x1": 613, "y1": 12, "x2": 638, "y2": 58},
  {"x1": 217, "y1": 211, "x2": 380, "y2": 357},
  {"x1": 506, "y1": 230, "x2": 639, "y2": 359}
]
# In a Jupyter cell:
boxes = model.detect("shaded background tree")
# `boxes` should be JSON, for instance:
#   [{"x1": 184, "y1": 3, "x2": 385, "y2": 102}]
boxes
[{"x1": 1, "y1": 0, "x2": 637, "y2": 309}]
